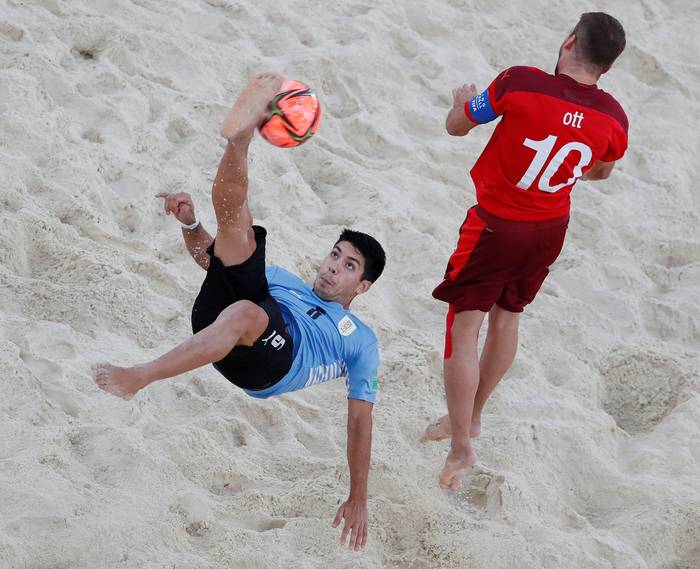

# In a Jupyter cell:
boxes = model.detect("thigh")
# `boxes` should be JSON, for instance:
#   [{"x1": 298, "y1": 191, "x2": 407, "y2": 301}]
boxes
[
  {"x1": 214, "y1": 297, "x2": 294, "y2": 390},
  {"x1": 213, "y1": 200, "x2": 256, "y2": 267},
  {"x1": 497, "y1": 225, "x2": 567, "y2": 313},
  {"x1": 191, "y1": 225, "x2": 270, "y2": 334},
  {"x1": 433, "y1": 208, "x2": 521, "y2": 312}
]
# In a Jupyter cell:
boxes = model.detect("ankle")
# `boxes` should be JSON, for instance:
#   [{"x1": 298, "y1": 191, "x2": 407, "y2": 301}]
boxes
[{"x1": 450, "y1": 439, "x2": 473, "y2": 454}]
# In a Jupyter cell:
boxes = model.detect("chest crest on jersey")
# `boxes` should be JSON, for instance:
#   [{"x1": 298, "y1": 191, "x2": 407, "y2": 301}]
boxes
[{"x1": 338, "y1": 315, "x2": 357, "y2": 337}]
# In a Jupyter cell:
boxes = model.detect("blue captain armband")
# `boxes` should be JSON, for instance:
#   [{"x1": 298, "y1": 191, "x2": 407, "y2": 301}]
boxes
[{"x1": 466, "y1": 88, "x2": 498, "y2": 124}]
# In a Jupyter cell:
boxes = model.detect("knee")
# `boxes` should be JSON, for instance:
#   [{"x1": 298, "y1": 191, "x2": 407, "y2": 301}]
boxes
[
  {"x1": 488, "y1": 308, "x2": 520, "y2": 334},
  {"x1": 216, "y1": 300, "x2": 263, "y2": 334}
]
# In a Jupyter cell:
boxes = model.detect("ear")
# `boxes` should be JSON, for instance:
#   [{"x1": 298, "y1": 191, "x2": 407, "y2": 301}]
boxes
[
  {"x1": 354, "y1": 280, "x2": 372, "y2": 296},
  {"x1": 563, "y1": 34, "x2": 576, "y2": 50}
]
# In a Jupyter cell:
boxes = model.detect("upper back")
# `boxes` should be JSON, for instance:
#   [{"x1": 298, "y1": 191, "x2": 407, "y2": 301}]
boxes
[{"x1": 473, "y1": 66, "x2": 628, "y2": 220}]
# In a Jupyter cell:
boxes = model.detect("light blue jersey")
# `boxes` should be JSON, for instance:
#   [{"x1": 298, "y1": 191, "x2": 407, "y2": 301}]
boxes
[{"x1": 242, "y1": 266, "x2": 379, "y2": 404}]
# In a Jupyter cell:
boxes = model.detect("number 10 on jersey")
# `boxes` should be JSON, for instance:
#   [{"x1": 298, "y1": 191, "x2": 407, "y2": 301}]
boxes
[{"x1": 516, "y1": 135, "x2": 593, "y2": 193}]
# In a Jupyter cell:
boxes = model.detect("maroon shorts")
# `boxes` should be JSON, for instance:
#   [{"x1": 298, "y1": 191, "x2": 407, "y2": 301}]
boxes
[{"x1": 432, "y1": 205, "x2": 569, "y2": 314}]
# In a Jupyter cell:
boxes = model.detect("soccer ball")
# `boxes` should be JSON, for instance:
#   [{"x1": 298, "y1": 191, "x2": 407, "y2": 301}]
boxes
[{"x1": 259, "y1": 80, "x2": 321, "y2": 147}]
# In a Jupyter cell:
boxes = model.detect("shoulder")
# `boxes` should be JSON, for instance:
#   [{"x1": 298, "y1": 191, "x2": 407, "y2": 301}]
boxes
[
  {"x1": 343, "y1": 313, "x2": 378, "y2": 348},
  {"x1": 266, "y1": 265, "x2": 306, "y2": 287},
  {"x1": 491, "y1": 66, "x2": 551, "y2": 100},
  {"x1": 595, "y1": 89, "x2": 629, "y2": 133}
]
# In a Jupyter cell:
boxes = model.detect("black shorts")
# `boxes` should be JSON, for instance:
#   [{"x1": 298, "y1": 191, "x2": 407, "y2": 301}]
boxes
[{"x1": 191, "y1": 226, "x2": 294, "y2": 390}]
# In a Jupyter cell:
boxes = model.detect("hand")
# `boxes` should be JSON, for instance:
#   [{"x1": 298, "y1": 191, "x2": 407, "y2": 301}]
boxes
[
  {"x1": 452, "y1": 83, "x2": 478, "y2": 109},
  {"x1": 155, "y1": 192, "x2": 197, "y2": 226},
  {"x1": 332, "y1": 499, "x2": 368, "y2": 551}
]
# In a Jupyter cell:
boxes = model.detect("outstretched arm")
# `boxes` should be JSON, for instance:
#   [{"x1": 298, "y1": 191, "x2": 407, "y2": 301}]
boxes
[
  {"x1": 156, "y1": 192, "x2": 213, "y2": 270},
  {"x1": 446, "y1": 83, "x2": 479, "y2": 136},
  {"x1": 332, "y1": 398, "x2": 373, "y2": 551}
]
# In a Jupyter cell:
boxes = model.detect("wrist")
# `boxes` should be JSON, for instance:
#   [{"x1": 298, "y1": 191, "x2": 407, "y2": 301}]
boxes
[
  {"x1": 180, "y1": 217, "x2": 200, "y2": 230},
  {"x1": 348, "y1": 492, "x2": 367, "y2": 503}
]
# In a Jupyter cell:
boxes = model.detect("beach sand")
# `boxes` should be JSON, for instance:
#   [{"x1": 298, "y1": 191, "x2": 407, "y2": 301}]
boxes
[{"x1": 1, "y1": 1, "x2": 698, "y2": 567}]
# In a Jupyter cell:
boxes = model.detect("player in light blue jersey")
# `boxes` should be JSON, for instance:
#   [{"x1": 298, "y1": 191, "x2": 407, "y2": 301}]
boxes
[{"x1": 91, "y1": 73, "x2": 385, "y2": 551}]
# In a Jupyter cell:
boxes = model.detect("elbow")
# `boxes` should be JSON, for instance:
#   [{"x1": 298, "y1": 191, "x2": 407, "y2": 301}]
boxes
[{"x1": 445, "y1": 123, "x2": 470, "y2": 137}]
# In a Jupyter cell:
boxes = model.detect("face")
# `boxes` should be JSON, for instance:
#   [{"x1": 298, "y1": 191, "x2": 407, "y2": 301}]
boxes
[{"x1": 313, "y1": 241, "x2": 372, "y2": 307}]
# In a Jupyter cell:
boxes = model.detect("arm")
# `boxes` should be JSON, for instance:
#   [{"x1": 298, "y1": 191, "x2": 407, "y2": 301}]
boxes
[
  {"x1": 582, "y1": 160, "x2": 616, "y2": 181},
  {"x1": 332, "y1": 398, "x2": 373, "y2": 551},
  {"x1": 156, "y1": 192, "x2": 214, "y2": 270},
  {"x1": 446, "y1": 83, "x2": 479, "y2": 136}
]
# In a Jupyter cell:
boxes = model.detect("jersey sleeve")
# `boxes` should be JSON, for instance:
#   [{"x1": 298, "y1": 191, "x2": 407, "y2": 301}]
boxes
[
  {"x1": 464, "y1": 68, "x2": 513, "y2": 124},
  {"x1": 599, "y1": 123, "x2": 629, "y2": 162},
  {"x1": 346, "y1": 341, "x2": 379, "y2": 404}
]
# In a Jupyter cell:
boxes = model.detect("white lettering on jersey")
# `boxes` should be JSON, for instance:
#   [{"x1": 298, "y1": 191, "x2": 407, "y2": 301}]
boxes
[
  {"x1": 563, "y1": 111, "x2": 584, "y2": 128},
  {"x1": 304, "y1": 360, "x2": 348, "y2": 387},
  {"x1": 338, "y1": 315, "x2": 357, "y2": 337}
]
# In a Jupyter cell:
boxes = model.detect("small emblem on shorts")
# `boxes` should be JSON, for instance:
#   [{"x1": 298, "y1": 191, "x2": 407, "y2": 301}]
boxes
[
  {"x1": 261, "y1": 329, "x2": 286, "y2": 350},
  {"x1": 338, "y1": 315, "x2": 357, "y2": 336},
  {"x1": 372, "y1": 375, "x2": 379, "y2": 390}
]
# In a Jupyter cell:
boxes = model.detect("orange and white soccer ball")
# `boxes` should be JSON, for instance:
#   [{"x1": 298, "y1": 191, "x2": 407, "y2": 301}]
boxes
[{"x1": 259, "y1": 80, "x2": 321, "y2": 148}]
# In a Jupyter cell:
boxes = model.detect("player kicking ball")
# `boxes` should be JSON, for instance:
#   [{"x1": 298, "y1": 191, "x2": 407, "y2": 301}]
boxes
[
  {"x1": 92, "y1": 73, "x2": 385, "y2": 551},
  {"x1": 422, "y1": 13, "x2": 629, "y2": 490}
]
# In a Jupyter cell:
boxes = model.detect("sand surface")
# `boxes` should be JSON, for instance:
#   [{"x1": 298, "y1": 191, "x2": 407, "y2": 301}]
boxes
[{"x1": 1, "y1": 1, "x2": 699, "y2": 568}]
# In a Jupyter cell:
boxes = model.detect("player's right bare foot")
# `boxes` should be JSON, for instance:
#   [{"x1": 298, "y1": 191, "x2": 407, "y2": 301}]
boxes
[
  {"x1": 220, "y1": 73, "x2": 284, "y2": 142},
  {"x1": 420, "y1": 414, "x2": 481, "y2": 442}
]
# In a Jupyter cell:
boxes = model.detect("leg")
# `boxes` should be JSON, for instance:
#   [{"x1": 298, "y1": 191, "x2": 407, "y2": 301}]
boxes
[
  {"x1": 420, "y1": 305, "x2": 519, "y2": 441},
  {"x1": 92, "y1": 300, "x2": 269, "y2": 400},
  {"x1": 438, "y1": 309, "x2": 486, "y2": 491},
  {"x1": 471, "y1": 305, "x2": 520, "y2": 434},
  {"x1": 213, "y1": 73, "x2": 283, "y2": 267}
]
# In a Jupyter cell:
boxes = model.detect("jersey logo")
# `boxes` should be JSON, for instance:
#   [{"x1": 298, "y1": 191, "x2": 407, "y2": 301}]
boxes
[
  {"x1": 563, "y1": 111, "x2": 584, "y2": 128},
  {"x1": 307, "y1": 306, "x2": 326, "y2": 320},
  {"x1": 338, "y1": 315, "x2": 357, "y2": 336}
]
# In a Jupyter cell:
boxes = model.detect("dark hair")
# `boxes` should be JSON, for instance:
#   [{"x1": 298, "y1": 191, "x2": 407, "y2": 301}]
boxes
[
  {"x1": 572, "y1": 12, "x2": 626, "y2": 71},
  {"x1": 335, "y1": 229, "x2": 386, "y2": 283}
]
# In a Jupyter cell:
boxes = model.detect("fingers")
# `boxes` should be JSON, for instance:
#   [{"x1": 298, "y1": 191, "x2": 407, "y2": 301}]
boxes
[
  {"x1": 349, "y1": 521, "x2": 367, "y2": 551},
  {"x1": 155, "y1": 192, "x2": 194, "y2": 218},
  {"x1": 333, "y1": 504, "x2": 368, "y2": 551},
  {"x1": 339, "y1": 518, "x2": 350, "y2": 546},
  {"x1": 346, "y1": 520, "x2": 368, "y2": 551},
  {"x1": 331, "y1": 505, "x2": 343, "y2": 528}
]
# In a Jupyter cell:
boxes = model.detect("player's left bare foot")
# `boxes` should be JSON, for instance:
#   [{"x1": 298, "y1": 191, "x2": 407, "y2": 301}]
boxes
[
  {"x1": 438, "y1": 445, "x2": 476, "y2": 491},
  {"x1": 420, "y1": 414, "x2": 481, "y2": 442},
  {"x1": 420, "y1": 414, "x2": 451, "y2": 442}
]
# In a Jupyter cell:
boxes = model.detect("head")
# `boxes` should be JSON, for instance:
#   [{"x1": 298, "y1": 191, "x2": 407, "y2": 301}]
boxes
[
  {"x1": 555, "y1": 12, "x2": 626, "y2": 78},
  {"x1": 313, "y1": 229, "x2": 386, "y2": 308}
]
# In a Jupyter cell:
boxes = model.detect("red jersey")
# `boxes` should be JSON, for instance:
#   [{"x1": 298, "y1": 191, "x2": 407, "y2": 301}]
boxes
[{"x1": 465, "y1": 66, "x2": 628, "y2": 221}]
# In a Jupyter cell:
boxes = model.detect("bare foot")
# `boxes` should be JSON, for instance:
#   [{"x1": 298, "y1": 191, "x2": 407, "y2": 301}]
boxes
[
  {"x1": 91, "y1": 363, "x2": 148, "y2": 400},
  {"x1": 420, "y1": 414, "x2": 481, "y2": 442},
  {"x1": 420, "y1": 414, "x2": 450, "y2": 442},
  {"x1": 438, "y1": 445, "x2": 476, "y2": 491},
  {"x1": 220, "y1": 72, "x2": 284, "y2": 142}
]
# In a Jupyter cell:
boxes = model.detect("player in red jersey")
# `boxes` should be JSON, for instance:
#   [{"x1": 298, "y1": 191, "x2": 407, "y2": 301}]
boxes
[{"x1": 421, "y1": 13, "x2": 628, "y2": 490}]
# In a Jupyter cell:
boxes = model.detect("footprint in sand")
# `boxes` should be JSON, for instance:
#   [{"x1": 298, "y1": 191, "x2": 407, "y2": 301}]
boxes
[{"x1": 599, "y1": 348, "x2": 694, "y2": 434}]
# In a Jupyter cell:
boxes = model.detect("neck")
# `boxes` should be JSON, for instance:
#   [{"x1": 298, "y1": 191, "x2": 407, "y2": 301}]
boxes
[
  {"x1": 312, "y1": 287, "x2": 352, "y2": 309},
  {"x1": 558, "y1": 63, "x2": 600, "y2": 85}
]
